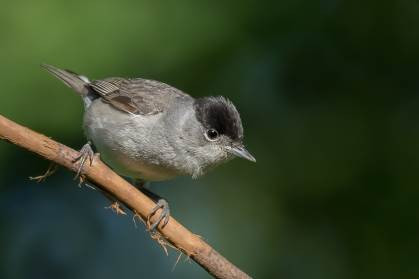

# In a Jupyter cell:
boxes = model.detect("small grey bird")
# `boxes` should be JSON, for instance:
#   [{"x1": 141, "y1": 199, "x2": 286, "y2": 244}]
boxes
[{"x1": 42, "y1": 64, "x2": 255, "y2": 230}]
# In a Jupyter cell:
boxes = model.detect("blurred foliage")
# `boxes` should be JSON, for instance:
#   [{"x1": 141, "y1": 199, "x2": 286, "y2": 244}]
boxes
[{"x1": 1, "y1": 0, "x2": 419, "y2": 278}]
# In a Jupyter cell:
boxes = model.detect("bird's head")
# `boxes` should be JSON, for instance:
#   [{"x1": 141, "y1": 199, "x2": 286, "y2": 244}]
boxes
[{"x1": 183, "y1": 96, "x2": 255, "y2": 176}]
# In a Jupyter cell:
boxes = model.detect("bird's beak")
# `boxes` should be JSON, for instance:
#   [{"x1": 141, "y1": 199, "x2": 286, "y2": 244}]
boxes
[{"x1": 226, "y1": 146, "x2": 256, "y2": 162}]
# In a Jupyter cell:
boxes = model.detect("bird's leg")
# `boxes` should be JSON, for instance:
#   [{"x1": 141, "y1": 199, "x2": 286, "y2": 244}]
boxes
[
  {"x1": 148, "y1": 198, "x2": 170, "y2": 231},
  {"x1": 72, "y1": 141, "x2": 95, "y2": 180},
  {"x1": 133, "y1": 179, "x2": 170, "y2": 231},
  {"x1": 144, "y1": 187, "x2": 170, "y2": 231}
]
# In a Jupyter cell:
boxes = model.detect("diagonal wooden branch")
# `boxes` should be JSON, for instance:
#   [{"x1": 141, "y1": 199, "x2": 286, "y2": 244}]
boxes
[{"x1": 0, "y1": 114, "x2": 252, "y2": 279}]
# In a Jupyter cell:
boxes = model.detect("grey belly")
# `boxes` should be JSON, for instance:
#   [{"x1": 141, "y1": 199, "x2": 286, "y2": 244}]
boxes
[{"x1": 82, "y1": 100, "x2": 179, "y2": 181}]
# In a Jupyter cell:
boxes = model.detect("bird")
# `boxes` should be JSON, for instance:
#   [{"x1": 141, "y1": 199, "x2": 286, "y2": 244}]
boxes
[{"x1": 42, "y1": 64, "x2": 256, "y2": 231}]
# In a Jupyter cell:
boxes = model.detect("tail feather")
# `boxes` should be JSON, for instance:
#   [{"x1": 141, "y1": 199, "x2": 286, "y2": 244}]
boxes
[{"x1": 41, "y1": 64, "x2": 89, "y2": 96}]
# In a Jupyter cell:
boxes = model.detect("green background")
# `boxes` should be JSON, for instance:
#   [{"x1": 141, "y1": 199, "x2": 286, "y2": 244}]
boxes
[{"x1": 1, "y1": 0, "x2": 418, "y2": 278}]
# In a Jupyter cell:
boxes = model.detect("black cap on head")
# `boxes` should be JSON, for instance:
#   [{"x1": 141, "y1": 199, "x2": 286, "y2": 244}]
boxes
[{"x1": 194, "y1": 96, "x2": 243, "y2": 141}]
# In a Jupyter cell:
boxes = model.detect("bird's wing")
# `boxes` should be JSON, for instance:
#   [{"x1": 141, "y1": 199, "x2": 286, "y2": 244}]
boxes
[{"x1": 89, "y1": 78, "x2": 189, "y2": 115}]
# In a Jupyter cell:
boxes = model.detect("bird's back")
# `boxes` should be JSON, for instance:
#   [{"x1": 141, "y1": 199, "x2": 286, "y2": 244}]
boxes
[{"x1": 88, "y1": 77, "x2": 192, "y2": 115}]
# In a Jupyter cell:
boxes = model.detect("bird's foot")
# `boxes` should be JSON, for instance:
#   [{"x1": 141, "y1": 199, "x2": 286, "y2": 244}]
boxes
[
  {"x1": 106, "y1": 201, "x2": 127, "y2": 215},
  {"x1": 147, "y1": 199, "x2": 170, "y2": 232},
  {"x1": 73, "y1": 141, "x2": 94, "y2": 180}
]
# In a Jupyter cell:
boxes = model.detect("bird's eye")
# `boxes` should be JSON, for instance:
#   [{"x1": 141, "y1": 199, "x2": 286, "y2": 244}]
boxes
[{"x1": 206, "y1": 129, "x2": 219, "y2": 141}]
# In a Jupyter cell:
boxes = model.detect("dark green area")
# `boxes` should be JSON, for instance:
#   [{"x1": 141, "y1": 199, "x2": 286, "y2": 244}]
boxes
[{"x1": 1, "y1": 0, "x2": 418, "y2": 278}]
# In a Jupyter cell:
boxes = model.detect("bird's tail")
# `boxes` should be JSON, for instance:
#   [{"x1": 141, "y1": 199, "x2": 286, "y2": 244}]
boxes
[{"x1": 41, "y1": 64, "x2": 90, "y2": 96}]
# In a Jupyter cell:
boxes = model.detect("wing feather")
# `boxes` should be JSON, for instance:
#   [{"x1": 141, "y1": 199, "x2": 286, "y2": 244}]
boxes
[{"x1": 88, "y1": 78, "x2": 189, "y2": 115}]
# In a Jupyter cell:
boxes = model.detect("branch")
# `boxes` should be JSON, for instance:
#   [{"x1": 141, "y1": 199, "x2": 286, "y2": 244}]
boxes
[{"x1": 0, "y1": 114, "x2": 252, "y2": 279}]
